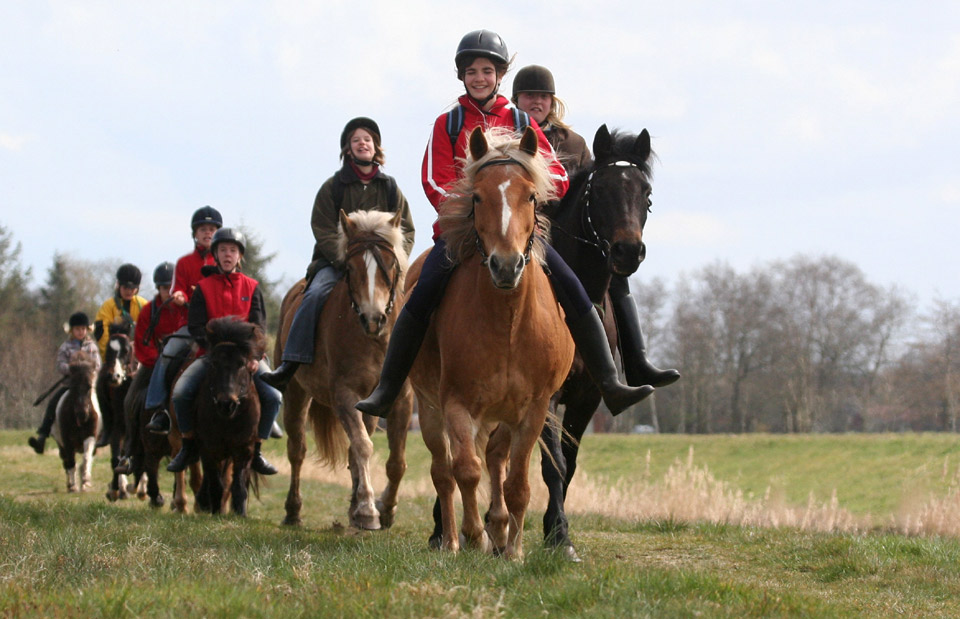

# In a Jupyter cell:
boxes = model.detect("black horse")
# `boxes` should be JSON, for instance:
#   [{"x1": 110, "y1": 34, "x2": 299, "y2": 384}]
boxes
[
  {"x1": 97, "y1": 321, "x2": 138, "y2": 502},
  {"x1": 539, "y1": 125, "x2": 660, "y2": 560},
  {"x1": 194, "y1": 317, "x2": 263, "y2": 516}
]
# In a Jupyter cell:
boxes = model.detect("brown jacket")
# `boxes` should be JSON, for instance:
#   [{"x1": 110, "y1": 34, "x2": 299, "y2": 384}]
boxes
[{"x1": 543, "y1": 125, "x2": 592, "y2": 175}]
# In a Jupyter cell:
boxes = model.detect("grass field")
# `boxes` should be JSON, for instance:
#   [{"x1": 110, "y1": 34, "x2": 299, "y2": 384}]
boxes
[{"x1": 2, "y1": 429, "x2": 960, "y2": 617}]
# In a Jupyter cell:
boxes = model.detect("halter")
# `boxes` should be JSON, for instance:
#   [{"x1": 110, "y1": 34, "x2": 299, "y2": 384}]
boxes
[
  {"x1": 553, "y1": 160, "x2": 648, "y2": 263},
  {"x1": 343, "y1": 236, "x2": 402, "y2": 320},
  {"x1": 472, "y1": 156, "x2": 538, "y2": 267}
]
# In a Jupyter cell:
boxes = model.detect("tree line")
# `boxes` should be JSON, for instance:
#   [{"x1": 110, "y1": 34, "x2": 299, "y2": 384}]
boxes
[{"x1": 1, "y1": 221, "x2": 956, "y2": 434}]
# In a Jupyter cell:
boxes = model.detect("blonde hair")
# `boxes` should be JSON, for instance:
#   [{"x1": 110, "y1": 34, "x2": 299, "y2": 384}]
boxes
[{"x1": 511, "y1": 93, "x2": 570, "y2": 130}]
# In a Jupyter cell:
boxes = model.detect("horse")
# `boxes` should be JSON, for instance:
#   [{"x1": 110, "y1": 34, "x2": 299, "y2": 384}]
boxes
[
  {"x1": 409, "y1": 126, "x2": 575, "y2": 559},
  {"x1": 192, "y1": 317, "x2": 264, "y2": 516},
  {"x1": 51, "y1": 350, "x2": 101, "y2": 492},
  {"x1": 97, "y1": 322, "x2": 138, "y2": 502},
  {"x1": 538, "y1": 125, "x2": 658, "y2": 559},
  {"x1": 276, "y1": 209, "x2": 413, "y2": 529}
]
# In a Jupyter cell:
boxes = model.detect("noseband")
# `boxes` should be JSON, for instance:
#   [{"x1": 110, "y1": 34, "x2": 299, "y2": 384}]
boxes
[
  {"x1": 343, "y1": 237, "x2": 402, "y2": 320},
  {"x1": 555, "y1": 160, "x2": 649, "y2": 262}
]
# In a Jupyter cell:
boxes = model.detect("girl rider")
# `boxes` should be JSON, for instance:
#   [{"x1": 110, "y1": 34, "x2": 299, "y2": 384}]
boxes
[
  {"x1": 357, "y1": 29, "x2": 653, "y2": 418},
  {"x1": 512, "y1": 64, "x2": 680, "y2": 390},
  {"x1": 262, "y1": 117, "x2": 415, "y2": 391},
  {"x1": 165, "y1": 227, "x2": 282, "y2": 475},
  {"x1": 144, "y1": 206, "x2": 221, "y2": 435}
]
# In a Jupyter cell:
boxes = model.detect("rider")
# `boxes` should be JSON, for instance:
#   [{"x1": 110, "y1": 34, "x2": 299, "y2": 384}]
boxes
[
  {"x1": 512, "y1": 64, "x2": 680, "y2": 389},
  {"x1": 356, "y1": 29, "x2": 653, "y2": 418},
  {"x1": 262, "y1": 117, "x2": 415, "y2": 392},
  {"x1": 27, "y1": 312, "x2": 102, "y2": 455},
  {"x1": 114, "y1": 261, "x2": 187, "y2": 474},
  {"x1": 165, "y1": 227, "x2": 281, "y2": 475},
  {"x1": 143, "y1": 206, "x2": 221, "y2": 435},
  {"x1": 93, "y1": 263, "x2": 148, "y2": 447}
]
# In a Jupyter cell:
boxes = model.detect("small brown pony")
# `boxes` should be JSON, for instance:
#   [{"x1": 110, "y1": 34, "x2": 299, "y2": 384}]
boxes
[
  {"x1": 408, "y1": 127, "x2": 575, "y2": 558},
  {"x1": 276, "y1": 209, "x2": 413, "y2": 529},
  {"x1": 51, "y1": 350, "x2": 102, "y2": 492}
]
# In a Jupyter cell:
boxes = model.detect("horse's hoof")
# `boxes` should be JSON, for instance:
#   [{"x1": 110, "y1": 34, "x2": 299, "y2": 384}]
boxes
[
  {"x1": 376, "y1": 501, "x2": 396, "y2": 529},
  {"x1": 137, "y1": 491, "x2": 147, "y2": 501},
  {"x1": 282, "y1": 515, "x2": 302, "y2": 527},
  {"x1": 428, "y1": 534, "x2": 442, "y2": 550},
  {"x1": 150, "y1": 495, "x2": 165, "y2": 509},
  {"x1": 68, "y1": 486, "x2": 79, "y2": 493},
  {"x1": 351, "y1": 513, "x2": 382, "y2": 531},
  {"x1": 105, "y1": 491, "x2": 118, "y2": 502},
  {"x1": 559, "y1": 544, "x2": 582, "y2": 563}
]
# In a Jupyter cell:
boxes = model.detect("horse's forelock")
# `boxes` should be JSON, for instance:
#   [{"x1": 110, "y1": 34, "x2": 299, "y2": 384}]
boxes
[
  {"x1": 440, "y1": 128, "x2": 555, "y2": 265},
  {"x1": 336, "y1": 210, "x2": 409, "y2": 276},
  {"x1": 207, "y1": 317, "x2": 265, "y2": 359},
  {"x1": 602, "y1": 129, "x2": 656, "y2": 177}
]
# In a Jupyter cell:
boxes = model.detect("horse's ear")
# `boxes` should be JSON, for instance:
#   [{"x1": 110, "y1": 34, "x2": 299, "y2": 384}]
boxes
[
  {"x1": 468, "y1": 127, "x2": 488, "y2": 161},
  {"x1": 634, "y1": 129, "x2": 651, "y2": 161},
  {"x1": 519, "y1": 126, "x2": 539, "y2": 156},
  {"x1": 339, "y1": 209, "x2": 356, "y2": 239},
  {"x1": 593, "y1": 124, "x2": 611, "y2": 159},
  {"x1": 390, "y1": 208, "x2": 403, "y2": 228}
]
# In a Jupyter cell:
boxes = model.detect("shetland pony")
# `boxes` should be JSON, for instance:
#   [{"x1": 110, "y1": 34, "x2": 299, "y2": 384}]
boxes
[{"x1": 51, "y1": 351, "x2": 101, "y2": 492}]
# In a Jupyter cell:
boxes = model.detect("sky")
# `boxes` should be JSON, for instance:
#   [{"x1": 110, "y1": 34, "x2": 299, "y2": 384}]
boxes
[{"x1": 2, "y1": 1, "x2": 958, "y2": 311}]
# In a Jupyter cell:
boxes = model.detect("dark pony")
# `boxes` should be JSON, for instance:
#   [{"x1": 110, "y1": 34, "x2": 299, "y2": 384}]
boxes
[
  {"x1": 194, "y1": 317, "x2": 265, "y2": 516},
  {"x1": 541, "y1": 125, "x2": 657, "y2": 560},
  {"x1": 51, "y1": 350, "x2": 101, "y2": 492},
  {"x1": 97, "y1": 320, "x2": 138, "y2": 502}
]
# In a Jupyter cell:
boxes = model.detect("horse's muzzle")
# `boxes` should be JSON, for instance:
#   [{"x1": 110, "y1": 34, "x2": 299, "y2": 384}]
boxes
[
  {"x1": 359, "y1": 311, "x2": 388, "y2": 337},
  {"x1": 608, "y1": 241, "x2": 646, "y2": 276},
  {"x1": 488, "y1": 252, "x2": 525, "y2": 290}
]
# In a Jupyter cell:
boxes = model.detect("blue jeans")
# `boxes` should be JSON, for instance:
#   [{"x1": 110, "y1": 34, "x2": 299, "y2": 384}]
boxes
[
  {"x1": 281, "y1": 266, "x2": 339, "y2": 363},
  {"x1": 144, "y1": 326, "x2": 192, "y2": 410},
  {"x1": 172, "y1": 358, "x2": 281, "y2": 440}
]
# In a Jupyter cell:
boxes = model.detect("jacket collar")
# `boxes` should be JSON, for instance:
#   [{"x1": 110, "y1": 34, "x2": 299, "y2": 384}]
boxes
[
  {"x1": 458, "y1": 94, "x2": 510, "y2": 117},
  {"x1": 338, "y1": 160, "x2": 382, "y2": 184}
]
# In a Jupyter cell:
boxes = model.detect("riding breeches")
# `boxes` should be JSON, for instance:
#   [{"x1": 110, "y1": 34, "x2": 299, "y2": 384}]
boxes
[
  {"x1": 280, "y1": 266, "x2": 339, "y2": 364},
  {"x1": 144, "y1": 326, "x2": 191, "y2": 410}
]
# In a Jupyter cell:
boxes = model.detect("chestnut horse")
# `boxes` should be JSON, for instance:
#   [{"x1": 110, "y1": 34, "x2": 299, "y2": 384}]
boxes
[
  {"x1": 51, "y1": 350, "x2": 101, "y2": 492},
  {"x1": 276, "y1": 209, "x2": 413, "y2": 529},
  {"x1": 409, "y1": 127, "x2": 575, "y2": 558},
  {"x1": 193, "y1": 317, "x2": 265, "y2": 516}
]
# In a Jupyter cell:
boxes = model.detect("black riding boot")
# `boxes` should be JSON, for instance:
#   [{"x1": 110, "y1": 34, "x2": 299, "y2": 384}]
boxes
[
  {"x1": 260, "y1": 362, "x2": 301, "y2": 393},
  {"x1": 611, "y1": 291, "x2": 680, "y2": 388},
  {"x1": 29, "y1": 391, "x2": 62, "y2": 454},
  {"x1": 28, "y1": 435, "x2": 46, "y2": 455},
  {"x1": 167, "y1": 437, "x2": 199, "y2": 472},
  {"x1": 251, "y1": 441, "x2": 277, "y2": 475},
  {"x1": 145, "y1": 408, "x2": 170, "y2": 435},
  {"x1": 355, "y1": 309, "x2": 428, "y2": 419},
  {"x1": 569, "y1": 309, "x2": 654, "y2": 415}
]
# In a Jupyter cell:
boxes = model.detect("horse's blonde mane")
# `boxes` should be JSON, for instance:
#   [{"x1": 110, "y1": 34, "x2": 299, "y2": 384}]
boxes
[
  {"x1": 438, "y1": 127, "x2": 554, "y2": 265},
  {"x1": 336, "y1": 210, "x2": 410, "y2": 277}
]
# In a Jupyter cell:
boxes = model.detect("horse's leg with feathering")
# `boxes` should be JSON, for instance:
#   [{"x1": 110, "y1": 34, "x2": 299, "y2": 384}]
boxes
[
  {"x1": 503, "y1": 403, "x2": 550, "y2": 560},
  {"x1": 447, "y1": 402, "x2": 489, "y2": 551},
  {"x1": 282, "y1": 380, "x2": 310, "y2": 526},
  {"x1": 485, "y1": 423, "x2": 511, "y2": 555},
  {"x1": 377, "y1": 385, "x2": 412, "y2": 528},
  {"x1": 336, "y1": 392, "x2": 379, "y2": 530}
]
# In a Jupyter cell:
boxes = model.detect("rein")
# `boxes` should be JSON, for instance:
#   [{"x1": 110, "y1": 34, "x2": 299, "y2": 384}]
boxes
[
  {"x1": 552, "y1": 160, "x2": 648, "y2": 262},
  {"x1": 343, "y1": 237, "x2": 402, "y2": 319}
]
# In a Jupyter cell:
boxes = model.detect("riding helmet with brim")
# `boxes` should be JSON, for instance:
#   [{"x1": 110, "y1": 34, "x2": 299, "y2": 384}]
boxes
[
  {"x1": 68, "y1": 311, "x2": 90, "y2": 328},
  {"x1": 153, "y1": 261, "x2": 175, "y2": 287},
  {"x1": 191, "y1": 205, "x2": 223, "y2": 231},
  {"x1": 211, "y1": 227, "x2": 246, "y2": 255},
  {"x1": 340, "y1": 117, "x2": 381, "y2": 149},
  {"x1": 455, "y1": 29, "x2": 509, "y2": 71},
  {"x1": 513, "y1": 65, "x2": 556, "y2": 96},
  {"x1": 116, "y1": 263, "x2": 141, "y2": 288}
]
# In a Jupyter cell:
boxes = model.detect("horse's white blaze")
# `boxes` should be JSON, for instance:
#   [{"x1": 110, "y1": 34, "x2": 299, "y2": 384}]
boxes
[
  {"x1": 364, "y1": 250, "x2": 377, "y2": 307},
  {"x1": 109, "y1": 339, "x2": 121, "y2": 352},
  {"x1": 498, "y1": 179, "x2": 512, "y2": 237}
]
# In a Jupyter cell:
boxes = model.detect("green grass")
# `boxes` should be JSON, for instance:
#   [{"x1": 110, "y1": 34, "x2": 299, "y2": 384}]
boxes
[{"x1": 3, "y1": 430, "x2": 960, "y2": 617}]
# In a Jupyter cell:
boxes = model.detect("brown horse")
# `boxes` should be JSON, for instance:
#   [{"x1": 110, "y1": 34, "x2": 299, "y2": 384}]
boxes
[
  {"x1": 276, "y1": 209, "x2": 413, "y2": 529},
  {"x1": 409, "y1": 127, "x2": 575, "y2": 558},
  {"x1": 51, "y1": 350, "x2": 101, "y2": 492},
  {"x1": 193, "y1": 317, "x2": 265, "y2": 516},
  {"x1": 98, "y1": 324, "x2": 138, "y2": 502}
]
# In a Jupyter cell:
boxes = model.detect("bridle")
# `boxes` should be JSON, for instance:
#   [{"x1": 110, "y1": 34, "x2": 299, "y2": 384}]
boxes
[
  {"x1": 343, "y1": 237, "x2": 402, "y2": 319},
  {"x1": 471, "y1": 157, "x2": 537, "y2": 267},
  {"x1": 553, "y1": 159, "x2": 650, "y2": 263}
]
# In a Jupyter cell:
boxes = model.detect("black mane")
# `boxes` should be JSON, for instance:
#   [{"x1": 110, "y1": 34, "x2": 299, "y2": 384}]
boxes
[{"x1": 206, "y1": 317, "x2": 266, "y2": 359}]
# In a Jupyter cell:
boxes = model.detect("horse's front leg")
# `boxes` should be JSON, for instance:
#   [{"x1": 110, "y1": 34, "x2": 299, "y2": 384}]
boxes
[
  {"x1": 485, "y1": 423, "x2": 511, "y2": 555},
  {"x1": 336, "y1": 392, "x2": 379, "y2": 530},
  {"x1": 80, "y1": 436, "x2": 96, "y2": 491},
  {"x1": 541, "y1": 393, "x2": 573, "y2": 553},
  {"x1": 376, "y1": 385, "x2": 413, "y2": 529},
  {"x1": 420, "y1": 401, "x2": 458, "y2": 552},
  {"x1": 561, "y1": 391, "x2": 600, "y2": 498},
  {"x1": 446, "y1": 402, "x2": 489, "y2": 552},
  {"x1": 231, "y1": 460, "x2": 250, "y2": 517},
  {"x1": 282, "y1": 382, "x2": 310, "y2": 526},
  {"x1": 61, "y1": 446, "x2": 78, "y2": 493},
  {"x1": 502, "y1": 404, "x2": 549, "y2": 560}
]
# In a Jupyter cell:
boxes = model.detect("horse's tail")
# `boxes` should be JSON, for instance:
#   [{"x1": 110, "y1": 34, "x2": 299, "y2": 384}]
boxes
[
  {"x1": 249, "y1": 469, "x2": 261, "y2": 501},
  {"x1": 309, "y1": 401, "x2": 348, "y2": 468}
]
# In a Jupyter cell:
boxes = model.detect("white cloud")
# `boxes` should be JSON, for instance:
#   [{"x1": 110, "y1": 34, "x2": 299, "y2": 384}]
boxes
[{"x1": 0, "y1": 133, "x2": 30, "y2": 151}]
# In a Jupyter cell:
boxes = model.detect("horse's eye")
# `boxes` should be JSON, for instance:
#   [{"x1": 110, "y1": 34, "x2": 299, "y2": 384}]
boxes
[
  {"x1": 472, "y1": 195, "x2": 480, "y2": 205},
  {"x1": 529, "y1": 193, "x2": 536, "y2": 203},
  {"x1": 647, "y1": 196, "x2": 653, "y2": 213}
]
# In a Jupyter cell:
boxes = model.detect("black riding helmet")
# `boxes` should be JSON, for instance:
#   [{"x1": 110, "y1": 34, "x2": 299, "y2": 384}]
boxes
[
  {"x1": 455, "y1": 29, "x2": 509, "y2": 72},
  {"x1": 153, "y1": 261, "x2": 175, "y2": 287},
  {"x1": 210, "y1": 227, "x2": 246, "y2": 256},
  {"x1": 512, "y1": 65, "x2": 556, "y2": 96},
  {"x1": 191, "y1": 205, "x2": 223, "y2": 231},
  {"x1": 340, "y1": 117, "x2": 381, "y2": 150},
  {"x1": 116, "y1": 264, "x2": 142, "y2": 288},
  {"x1": 68, "y1": 311, "x2": 90, "y2": 328}
]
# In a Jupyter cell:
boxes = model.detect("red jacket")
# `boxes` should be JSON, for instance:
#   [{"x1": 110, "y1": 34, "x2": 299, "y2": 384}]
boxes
[
  {"x1": 134, "y1": 295, "x2": 189, "y2": 368},
  {"x1": 421, "y1": 94, "x2": 569, "y2": 238},
  {"x1": 189, "y1": 271, "x2": 266, "y2": 355},
  {"x1": 173, "y1": 245, "x2": 216, "y2": 302}
]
